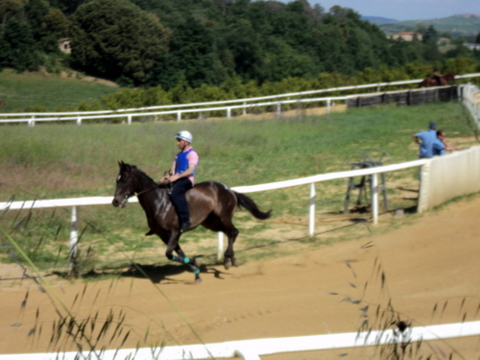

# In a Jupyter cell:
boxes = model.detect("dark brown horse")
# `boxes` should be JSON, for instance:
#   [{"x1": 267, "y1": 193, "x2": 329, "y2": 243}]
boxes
[
  {"x1": 419, "y1": 72, "x2": 456, "y2": 87},
  {"x1": 112, "y1": 161, "x2": 271, "y2": 282}
]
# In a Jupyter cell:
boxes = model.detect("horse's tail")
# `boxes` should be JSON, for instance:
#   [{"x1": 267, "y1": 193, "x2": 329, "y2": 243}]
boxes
[{"x1": 234, "y1": 192, "x2": 272, "y2": 220}]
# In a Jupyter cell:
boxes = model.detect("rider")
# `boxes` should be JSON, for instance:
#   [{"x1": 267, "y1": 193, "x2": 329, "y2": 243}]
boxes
[
  {"x1": 433, "y1": 65, "x2": 443, "y2": 86},
  {"x1": 160, "y1": 130, "x2": 199, "y2": 233}
]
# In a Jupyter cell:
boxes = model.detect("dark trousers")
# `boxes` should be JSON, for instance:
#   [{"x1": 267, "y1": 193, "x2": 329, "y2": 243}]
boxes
[{"x1": 170, "y1": 178, "x2": 192, "y2": 225}]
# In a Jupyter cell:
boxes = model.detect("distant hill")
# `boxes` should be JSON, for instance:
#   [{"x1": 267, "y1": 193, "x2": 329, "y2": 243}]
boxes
[
  {"x1": 377, "y1": 14, "x2": 480, "y2": 38},
  {"x1": 361, "y1": 16, "x2": 398, "y2": 24}
]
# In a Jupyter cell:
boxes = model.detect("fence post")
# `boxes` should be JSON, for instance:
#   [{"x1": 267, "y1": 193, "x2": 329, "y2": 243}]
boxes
[
  {"x1": 69, "y1": 206, "x2": 79, "y2": 275},
  {"x1": 276, "y1": 102, "x2": 281, "y2": 116},
  {"x1": 177, "y1": 112, "x2": 182, "y2": 122},
  {"x1": 326, "y1": 99, "x2": 331, "y2": 114},
  {"x1": 76, "y1": 117, "x2": 82, "y2": 125},
  {"x1": 217, "y1": 232, "x2": 224, "y2": 261},
  {"x1": 309, "y1": 183, "x2": 315, "y2": 237},
  {"x1": 371, "y1": 174, "x2": 379, "y2": 225},
  {"x1": 127, "y1": 115, "x2": 132, "y2": 125},
  {"x1": 28, "y1": 116, "x2": 35, "y2": 127},
  {"x1": 243, "y1": 102, "x2": 247, "y2": 115},
  {"x1": 227, "y1": 108, "x2": 231, "y2": 119}
]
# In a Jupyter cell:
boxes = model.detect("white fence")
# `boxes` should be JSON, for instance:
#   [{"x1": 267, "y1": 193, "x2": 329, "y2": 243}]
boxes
[
  {"x1": 459, "y1": 83, "x2": 480, "y2": 128},
  {"x1": 0, "y1": 158, "x2": 429, "y2": 263},
  {"x1": 1, "y1": 73, "x2": 479, "y2": 126},
  {"x1": 0, "y1": 320, "x2": 479, "y2": 360},
  {"x1": 2, "y1": 144, "x2": 480, "y2": 261}
]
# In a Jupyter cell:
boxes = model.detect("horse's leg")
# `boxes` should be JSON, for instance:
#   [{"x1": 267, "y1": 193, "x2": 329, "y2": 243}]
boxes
[
  {"x1": 165, "y1": 234, "x2": 201, "y2": 282},
  {"x1": 223, "y1": 224, "x2": 240, "y2": 270}
]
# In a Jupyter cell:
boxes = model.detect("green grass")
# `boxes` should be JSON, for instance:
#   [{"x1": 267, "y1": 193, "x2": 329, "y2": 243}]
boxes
[
  {"x1": 0, "y1": 101, "x2": 478, "y2": 271},
  {"x1": 0, "y1": 68, "x2": 121, "y2": 112}
]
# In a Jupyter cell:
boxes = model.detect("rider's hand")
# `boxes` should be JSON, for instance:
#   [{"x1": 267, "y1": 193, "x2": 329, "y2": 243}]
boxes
[
  {"x1": 168, "y1": 174, "x2": 180, "y2": 182},
  {"x1": 160, "y1": 175, "x2": 170, "y2": 183}
]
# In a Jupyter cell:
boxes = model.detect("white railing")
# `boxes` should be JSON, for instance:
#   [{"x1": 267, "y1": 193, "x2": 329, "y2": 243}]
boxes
[
  {"x1": 1, "y1": 73, "x2": 479, "y2": 126},
  {"x1": 0, "y1": 159, "x2": 428, "y2": 262},
  {"x1": 459, "y1": 83, "x2": 480, "y2": 128},
  {"x1": 1, "y1": 320, "x2": 479, "y2": 360}
]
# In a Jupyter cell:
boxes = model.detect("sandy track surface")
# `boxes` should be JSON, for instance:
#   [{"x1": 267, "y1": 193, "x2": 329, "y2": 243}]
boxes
[{"x1": 1, "y1": 195, "x2": 480, "y2": 359}]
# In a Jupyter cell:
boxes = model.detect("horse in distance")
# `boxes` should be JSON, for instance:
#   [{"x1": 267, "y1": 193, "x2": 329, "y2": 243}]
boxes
[{"x1": 419, "y1": 72, "x2": 456, "y2": 87}]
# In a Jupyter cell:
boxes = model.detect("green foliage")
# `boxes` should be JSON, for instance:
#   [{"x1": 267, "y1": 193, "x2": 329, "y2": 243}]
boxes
[
  {"x1": 2, "y1": 0, "x2": 480, "y2": 91},
  {"x1": 70, "y1": 0, "x2": 170, "y2": 85},
  {"x1": 0, "y1": 17, "x2": 41, "y2": 72}
]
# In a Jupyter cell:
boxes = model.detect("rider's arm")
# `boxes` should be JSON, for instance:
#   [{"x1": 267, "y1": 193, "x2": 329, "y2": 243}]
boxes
[{"x1": 168, "y1": 163, "x2": 195, "y2": 182}]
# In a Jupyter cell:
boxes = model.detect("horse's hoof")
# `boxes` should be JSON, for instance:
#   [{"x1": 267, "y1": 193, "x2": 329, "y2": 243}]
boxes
[
  {"x1": 224, "y1": 259, "x2": 231, "y2": 270},
  {"x1": 232, "y1": 258, "x2": 240, "y2": 267},
  {"x1": 195, "y1": 275, "x2": 202, "y2": 283}
]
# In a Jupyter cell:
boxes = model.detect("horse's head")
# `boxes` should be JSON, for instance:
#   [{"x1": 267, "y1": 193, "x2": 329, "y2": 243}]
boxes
[{"x1": 112, "y1": 161, "x2": 137, "y2": 208}]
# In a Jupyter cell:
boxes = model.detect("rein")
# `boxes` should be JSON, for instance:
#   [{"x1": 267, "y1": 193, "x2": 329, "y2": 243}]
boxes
[
  {"x1": 134, "y1": 185, "x2": 158, "y2": 197},
  {"x1": 134, "y1": 171, "x2": 172, "y2": 197}
]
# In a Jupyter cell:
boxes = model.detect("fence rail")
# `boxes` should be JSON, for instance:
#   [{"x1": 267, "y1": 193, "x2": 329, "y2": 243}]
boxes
[
  {"x1": 1, "y1": 73, "x2": 479, "y2": 126},
  {"x1": 0, "y1": 158, "x2": 428, "y2": 264},
  {"x1": 0, "y1": 320, "x2": 478, "y2": 360}
]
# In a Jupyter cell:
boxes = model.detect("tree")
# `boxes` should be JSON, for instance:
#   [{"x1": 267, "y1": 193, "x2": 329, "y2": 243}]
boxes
[
  {"x1": 47, "y1": 0, "x2": 86, "y2": 15},
  {"x1": 0, "y1": 0, "x2": 26, "y2": 35},
  {"x1": 223, "y1": 18, "x2": 264, "y2": 82},
  {"x1": 423, "y1": 24, "x2": 439, "y2": 44},
  {"x1": 0, "y1": 16, "x2": 40, "y2": 71},
  {"x1": 476, "y1": 32, "x2": 480, "y2": 44},
  {"x1": 70, "y1": 0, "x2": 170, "y2": 85}
]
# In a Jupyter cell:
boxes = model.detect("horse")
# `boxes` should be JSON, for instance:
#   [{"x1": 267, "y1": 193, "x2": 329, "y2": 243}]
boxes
[
  {"x1": 419, "y1": 72, "x2": 456, "y2": 87},
  {"x1": 112, "y1": 161, "x2": 272, "y2": 282}
]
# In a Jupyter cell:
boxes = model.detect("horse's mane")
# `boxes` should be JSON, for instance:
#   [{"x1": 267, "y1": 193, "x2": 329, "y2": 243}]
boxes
[{"x1": 121, "y1": 162, "x2": 170, "y2": 189}]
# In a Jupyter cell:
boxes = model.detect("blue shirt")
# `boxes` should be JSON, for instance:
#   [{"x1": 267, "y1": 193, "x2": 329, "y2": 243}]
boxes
[
  {"x1": 432, "y1": 138, "x2": 446, "y2": 156},
  {"x1": 415, "y1": 129, "x2": 437, "y2": 158}
]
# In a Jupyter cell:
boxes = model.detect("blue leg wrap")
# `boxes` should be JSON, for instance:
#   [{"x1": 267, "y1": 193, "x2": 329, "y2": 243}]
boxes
[
  {"x1": 183, "y1": 257, "x2": 190, "y2": 264},
  {"x1": 194, "y1": 269, "x2": 200, "y2": 274},
  {"x1": 172, "y1": 255, "x2": 177, "y2": 261}
]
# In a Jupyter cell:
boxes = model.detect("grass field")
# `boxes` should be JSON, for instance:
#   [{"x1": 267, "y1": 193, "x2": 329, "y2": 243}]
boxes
[
  {"x1": 0, "y1": 68, "x2": 120, "y2": 112},
  {"x1": 0, "y1": 101, "x2": 478, "y2": 273}
]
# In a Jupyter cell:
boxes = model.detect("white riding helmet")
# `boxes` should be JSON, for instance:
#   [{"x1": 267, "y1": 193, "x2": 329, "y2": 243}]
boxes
[{"x1": 175, "y1": 130, "x2": 193, "y2": 143}]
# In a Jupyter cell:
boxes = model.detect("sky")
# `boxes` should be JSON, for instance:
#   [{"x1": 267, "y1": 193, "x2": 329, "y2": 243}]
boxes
[{"x1": 299, "y1": 0, "x2": 480, "y2": 21}]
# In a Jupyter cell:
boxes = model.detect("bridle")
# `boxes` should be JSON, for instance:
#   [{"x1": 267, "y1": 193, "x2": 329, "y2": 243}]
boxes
[{"x1": 117, "y1": 170, "x2": 172, "y2": 207}]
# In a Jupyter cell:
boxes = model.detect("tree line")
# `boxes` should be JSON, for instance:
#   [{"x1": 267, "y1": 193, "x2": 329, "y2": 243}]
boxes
[{"x1": 1, "y1": 0, "x2": 480, "y2": 93}]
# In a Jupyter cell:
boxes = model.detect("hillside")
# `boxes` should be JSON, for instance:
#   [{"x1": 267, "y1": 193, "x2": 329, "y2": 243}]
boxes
[
  {"x1": 0, "y1": 69, "x2": 120, "y2": 112},
  {"x1": 361, "y1": 16, "x2": 397, "y2": 23},
  {"x1": 4, "y1": 0, "x2": 475, "y2": 91},
  {"x1": 378, "y1": 14, "x2": 480, "y2": 38}
]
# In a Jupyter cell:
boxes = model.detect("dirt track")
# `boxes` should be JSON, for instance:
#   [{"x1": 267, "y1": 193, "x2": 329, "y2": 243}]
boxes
[{"x1": 1, "y1": 195, "x2": 480, "y2": 359}]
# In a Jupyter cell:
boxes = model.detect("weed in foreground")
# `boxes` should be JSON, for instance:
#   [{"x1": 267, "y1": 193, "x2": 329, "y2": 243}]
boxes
[{"x1": 330, "y1": 241, "x2": 480, "y2": 360}]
